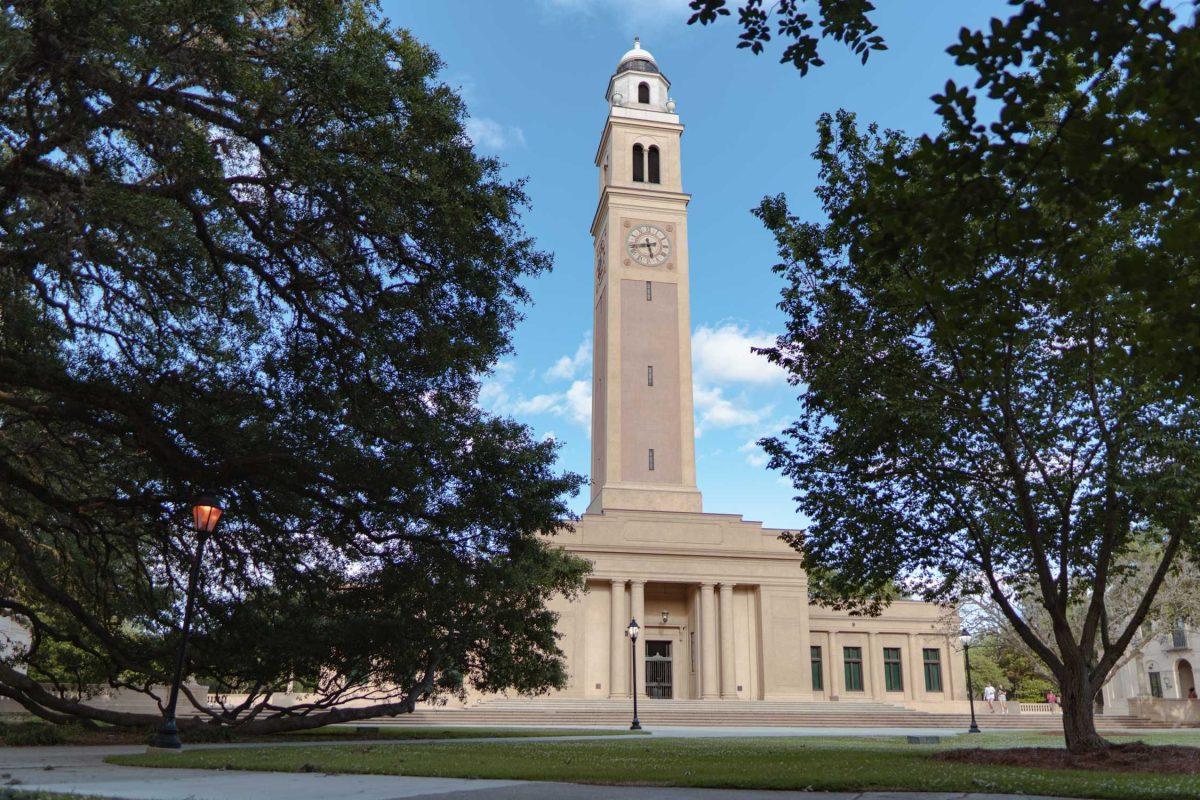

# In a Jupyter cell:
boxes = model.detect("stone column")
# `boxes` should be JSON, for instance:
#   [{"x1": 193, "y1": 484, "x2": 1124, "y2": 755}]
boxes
[
  {"x1": 868, "y1": 631, "x2": 883, "y2": 699},
  {"x1": 609, "y1": 579, "x2": 626, "y2": 698},
  {"x1": 828, "y1": 628, "x2": 841, "y2": 700},
  {"x1": 908, "y1": 633, "x2": 923, "y2": 702},
  {"x1": 797, "y1": 581, "x2": 813, "y2": 700},
  {"x1": 719, "y1": 583, "x2": 736, "y2": 698},
  {"x1": 630, "y1": 580, "x2": 646, "y2": 698},
  {"x1": 700, "y1": 583, "x2": 719, "y2": 698},
  {"x1": 944, "y1": 636, "x2": 956, "y2": 699}
]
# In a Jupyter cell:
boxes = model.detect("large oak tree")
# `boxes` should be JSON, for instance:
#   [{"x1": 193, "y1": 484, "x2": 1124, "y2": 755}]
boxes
[{"x1": 0, "y1": 0, "x2": 586, "y2": 733}]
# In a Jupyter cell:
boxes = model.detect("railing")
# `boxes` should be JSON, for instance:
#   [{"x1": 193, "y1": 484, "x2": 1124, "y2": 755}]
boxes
[{"x1": 1018, "y1": 702, "x2": 1055, "y2": 713}]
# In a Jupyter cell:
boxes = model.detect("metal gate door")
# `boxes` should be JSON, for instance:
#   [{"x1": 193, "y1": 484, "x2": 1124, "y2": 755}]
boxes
[{"x1": 645, "y1": 640, "x2": 673, "y2": 699}]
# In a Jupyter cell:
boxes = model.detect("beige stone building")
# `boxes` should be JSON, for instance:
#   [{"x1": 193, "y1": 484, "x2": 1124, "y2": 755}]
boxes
[{"x1": 541, "y1": 41, "x2": 967, "y2": 708}]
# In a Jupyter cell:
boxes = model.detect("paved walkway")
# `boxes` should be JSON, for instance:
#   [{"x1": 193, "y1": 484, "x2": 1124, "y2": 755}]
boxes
[{"x1": 0, "y1": 729, "x2": 1115, "y2": 800}]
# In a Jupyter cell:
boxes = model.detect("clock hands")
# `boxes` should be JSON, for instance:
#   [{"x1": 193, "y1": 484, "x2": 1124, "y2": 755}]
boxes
[{"x1": 630, "y1": 230, "x2": 667, "y2": 264}]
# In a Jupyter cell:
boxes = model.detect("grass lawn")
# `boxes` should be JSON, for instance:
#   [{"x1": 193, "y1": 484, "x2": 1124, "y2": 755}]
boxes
[{"x1": 109, "y1": 730, "x2": 1200, "y2": 800}]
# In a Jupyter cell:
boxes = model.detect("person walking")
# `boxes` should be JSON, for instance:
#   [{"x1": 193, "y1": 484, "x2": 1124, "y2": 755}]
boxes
[
  {"x1": 984, "y1": 683, "x2": 996, "y2": 713},
  {"x1": 997, "y1": 687, "x2": 1009, "y2": 714},
  {"x1": 1046, "y1": 690, "x2": 1058, "y2": 712}
]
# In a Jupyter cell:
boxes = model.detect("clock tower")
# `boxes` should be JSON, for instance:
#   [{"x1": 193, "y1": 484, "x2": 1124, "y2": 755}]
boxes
[{"x1": 589, "y1": 39, "x2": 702, "y2": 514}]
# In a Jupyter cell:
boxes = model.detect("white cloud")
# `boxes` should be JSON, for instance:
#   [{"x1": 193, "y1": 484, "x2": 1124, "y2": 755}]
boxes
[
  {"x1": 739, "y1": 439, "x2": 769, "y2": 469},
  {"x1": 513, "y1": 393, "x2": 565, "y2": 416},
  {"x1": 546, "y1": 335, "x2": 591, "y2": 381},
  {"x1": 693, "y1": 323, "x2": 786, "y2": 385},
  {"x1": 479, "y1": 360, "x2": 517, "y2": 409},
  {"x1": 464, "y1": 117, "x2": 526, "y2": 151},
  {"x1": 565, "y1": 380, "x2": 592, "y2": 427},
  {"x1": 693, "y1": 383, "x2": 772, "y2": 434},
  {"x1": 539, "y1": 0, "x2": 688, "y2": 30},
  {"x1": 479, "y1": 360, "x2": 591, "y2": 429}
]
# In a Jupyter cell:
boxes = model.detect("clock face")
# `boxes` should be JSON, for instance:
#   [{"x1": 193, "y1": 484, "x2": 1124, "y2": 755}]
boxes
[{"x1": 626, "y1": 224, "x2": 671, "y2": 267}]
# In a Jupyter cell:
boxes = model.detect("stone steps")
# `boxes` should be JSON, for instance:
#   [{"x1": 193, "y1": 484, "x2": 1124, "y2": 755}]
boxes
[{"x1": 367, "y1": 698, "x2": 1159, "y2": 729}]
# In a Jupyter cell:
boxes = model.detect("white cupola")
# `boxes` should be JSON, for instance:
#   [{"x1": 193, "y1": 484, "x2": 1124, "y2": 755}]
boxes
[{"x1": 605, "y1": 37, "x2": 674, "y2": 113}]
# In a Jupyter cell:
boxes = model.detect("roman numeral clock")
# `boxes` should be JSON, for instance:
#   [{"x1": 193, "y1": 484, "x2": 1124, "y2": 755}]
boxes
[{"x1": 626, "y1": 224, "x2": 671, "y2": 267}]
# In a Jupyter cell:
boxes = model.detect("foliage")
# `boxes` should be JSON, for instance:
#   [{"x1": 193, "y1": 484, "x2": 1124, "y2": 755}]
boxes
[
  {"x1": 964, "y1": 643, "x2": 1006, "y2": 698},
  {"x1": 749, "y1": 1, "x2": 1200, "y2": 752},
  {"x1": 0, "y1": 719, "x2": 65, "y2": 746},
  {"x1": 0, "y1": 0, "x2": 586, "y2": 732},
  {"x1": 686, "y1": 0, "x2": 885, "y2": 75}
]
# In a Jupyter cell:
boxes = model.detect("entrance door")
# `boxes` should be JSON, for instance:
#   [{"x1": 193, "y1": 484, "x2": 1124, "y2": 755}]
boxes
[{"x1": 645, "y1": 640, "x2": 673, "y2": 699}]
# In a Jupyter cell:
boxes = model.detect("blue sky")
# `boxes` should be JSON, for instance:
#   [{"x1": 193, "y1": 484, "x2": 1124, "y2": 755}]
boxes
[{"x1": 388, "y1": 0, "x2": 1011, "y2": 528}]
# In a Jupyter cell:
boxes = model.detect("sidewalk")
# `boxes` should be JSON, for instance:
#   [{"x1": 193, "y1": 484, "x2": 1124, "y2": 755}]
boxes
[{"x1": 0, "y1": 735, "x2": 1104, "y2": 800}]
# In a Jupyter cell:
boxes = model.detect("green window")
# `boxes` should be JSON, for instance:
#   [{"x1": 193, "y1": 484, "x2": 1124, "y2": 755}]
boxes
[
  {"x1": 883, "y1": 647, "x2": 903, "y2": 692},
  {"x1": 1149, "y1": 671, "x2": 1163, "y2": 698},
  {"x1": 843, "y1": 646, "x2": 864, "y2": 692},
  {"x1": 923, "y1": 648, "x2": 943, "y2": 692},
  {"x1": 810, "y1": 645, "x2": 823, "y2": 691}
]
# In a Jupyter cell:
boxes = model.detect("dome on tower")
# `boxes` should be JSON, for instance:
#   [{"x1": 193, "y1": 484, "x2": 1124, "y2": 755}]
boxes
[{"x1": 616, "y1": 37, "x2": 660, "y2": 75}]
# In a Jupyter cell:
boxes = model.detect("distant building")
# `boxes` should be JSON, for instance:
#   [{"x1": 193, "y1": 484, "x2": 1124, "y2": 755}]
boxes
[{"x1": 1103, "y1": 621, "x2": 1199, "y2": 722}]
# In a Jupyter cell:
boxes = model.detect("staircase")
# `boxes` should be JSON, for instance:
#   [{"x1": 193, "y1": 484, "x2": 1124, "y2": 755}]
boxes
[{"x1": 368, "y1": 698, "x2": 1158, "y2": 730}]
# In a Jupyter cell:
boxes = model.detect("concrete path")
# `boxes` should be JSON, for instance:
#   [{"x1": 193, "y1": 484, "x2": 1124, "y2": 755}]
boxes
[{"x1": 0, "y1": 733, "x2": 1107, "y2": 800}]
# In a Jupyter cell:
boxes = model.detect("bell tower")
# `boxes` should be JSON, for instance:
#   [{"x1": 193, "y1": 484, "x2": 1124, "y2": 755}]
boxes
[{"x1": 588, "y1": 39, "x2": 702, "y2": 514}]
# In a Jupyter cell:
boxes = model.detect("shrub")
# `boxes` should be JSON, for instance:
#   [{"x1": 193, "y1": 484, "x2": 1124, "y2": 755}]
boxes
[{"x1": 1, "y1": 721, "x2": 66, "y2": 746}]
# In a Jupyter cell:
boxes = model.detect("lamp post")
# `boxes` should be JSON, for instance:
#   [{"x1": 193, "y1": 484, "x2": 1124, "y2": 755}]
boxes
[
  {"x1": 959, "y1": 628, "x2": 981, "y2": 734},
  {"x1": 152, "y1": 495, "x2": 224, "y2": 750},
  {"x1": 626, "y1": 618, "x2": 641, "y2": 731}
]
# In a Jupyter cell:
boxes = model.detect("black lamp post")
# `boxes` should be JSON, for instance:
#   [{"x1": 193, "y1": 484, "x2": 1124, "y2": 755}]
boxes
[
  {"x1": 152, "y1": 495, "x2": 224, "y2": 750},
  {"x1": 959, "y1": 628, "x2": 981, "y2": 734},
  {"x1": 626, "y1": 618, "x2": 641, "y2": 731}
]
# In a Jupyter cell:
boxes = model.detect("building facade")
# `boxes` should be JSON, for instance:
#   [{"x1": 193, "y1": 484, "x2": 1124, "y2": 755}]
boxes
[
  {"x1": 541, "y1": 41, "x2": 967, "y2": 706},
  {"x1": 1102, "y1": 622, "x2": 1199, "y2": 722}
]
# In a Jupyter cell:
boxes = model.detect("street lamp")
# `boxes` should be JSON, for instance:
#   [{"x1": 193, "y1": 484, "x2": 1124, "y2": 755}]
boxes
[
  {"x1": 626, "y1": 618, "x2": 641, "y2": 731},
  {"x1": 959, "y1": 628, "x2": 981, "y2": 734},
  {"x1": 152, "y1": 494, "x2": 224, "y2": 750}
]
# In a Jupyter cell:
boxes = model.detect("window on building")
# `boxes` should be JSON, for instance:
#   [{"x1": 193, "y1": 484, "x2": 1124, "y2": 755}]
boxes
[
  {"x1": 883, "y1": 647, "x2": 903, "y2": 692},
  {"x1": 1150, "y1": 671, "x2": 1163, "y2": 698},
  {"x1": 637, "y1": 81, "x2": 650, "y2": 104},
  {"x1": 1172, "y1": 620, "x2": 1188, "y2": 649},
  {"x1": 923, "y1": 648, "x2": 943, "y2": 692},
  {"x1": 632, "y1": 144, "x2": 645, "y2": 182},
  {"x1": 648, "y1": 448, "x2": 655, "y2": 471},
  {"x1": 648, "y1": 145, "x2": 661, "y2": 183},
  {"x1": 645, "y1": 280, "x2": 653, "y2": 301},
  {"x1": 843, "y1": 646, "x2": 864, "y2": 692},
  {"x1": 811, "y1": 645, "x2": 823, "y2": 691},
  {"x1": 647, "y1": 365, "x2": 654, "y2": 386}
]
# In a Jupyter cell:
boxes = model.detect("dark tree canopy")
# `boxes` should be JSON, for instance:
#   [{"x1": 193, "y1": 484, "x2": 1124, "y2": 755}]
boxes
[
  {"x1": 749, "y1": 1, "x2": 1200, "y2": 752},
  {"x1": 687, "y1": 0, "x2": 885, "y2": 74},
  {"x1": 0, "y1": 0, "x2": 586, "y2": 732}
]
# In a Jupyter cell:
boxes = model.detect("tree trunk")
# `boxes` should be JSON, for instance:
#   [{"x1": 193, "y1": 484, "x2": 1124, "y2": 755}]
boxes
[{"x1": 1059, "y1": 663, "x2": 1109, "y2": 753}]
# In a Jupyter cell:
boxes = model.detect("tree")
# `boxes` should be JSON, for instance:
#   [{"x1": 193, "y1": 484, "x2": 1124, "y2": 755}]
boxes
[
  {"x1": 686, "y1": 0, "x2": 885, "y2": 76},
  {"x1": 964, "y1": 544, "x2": 1200, "y2": 701},
  {"x1": 743, "y1": 2, "x2": 1200, "y2": 753},
  {"x1": 0, "y1": 0, "x2": 586, "y2": 733}
]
